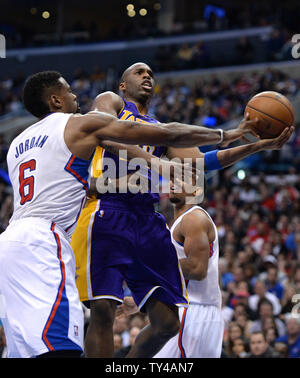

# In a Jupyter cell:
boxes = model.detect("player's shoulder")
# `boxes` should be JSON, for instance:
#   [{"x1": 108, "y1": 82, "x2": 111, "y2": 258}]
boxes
[
  {"x1": 94, "y1": 90, "x2": 121, "y2": 100},
  {"x1": 91, "y1": 91, "x2": 124, "y2": 117},
  {"x1": 93, "y1": 91, "x2": 124, "y2": 108},
  {"x1": 181, "y1": 207, "x2": 213, "y2": 233}
]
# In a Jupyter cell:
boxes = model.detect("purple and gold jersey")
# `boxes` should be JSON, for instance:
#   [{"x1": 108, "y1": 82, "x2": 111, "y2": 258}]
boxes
[
  {"x1": 72, "y1": 99, "x2": 188, "y2": 310},
  {"x1": 90, "y1": 99, "x2": 166, "y2": 204}
]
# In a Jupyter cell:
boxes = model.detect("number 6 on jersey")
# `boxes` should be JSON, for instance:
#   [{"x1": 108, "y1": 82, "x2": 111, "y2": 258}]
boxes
[{"x1": 19, "y1": 159, "x2": 36, "y2": 205}]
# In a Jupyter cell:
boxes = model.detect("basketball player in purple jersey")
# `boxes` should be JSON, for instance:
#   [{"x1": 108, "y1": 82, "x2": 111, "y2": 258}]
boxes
[{"x1": 71, "y1": 62, "x2": 282, "y2": 357}]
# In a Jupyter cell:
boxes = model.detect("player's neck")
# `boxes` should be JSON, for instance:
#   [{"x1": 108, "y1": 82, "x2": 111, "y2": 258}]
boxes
[
  {"x1": 124, "y1": 96, "x2": 149, "y2": 115},
  {"x1": 174, "y1": 203, "x2": 195, "y2": 221}
]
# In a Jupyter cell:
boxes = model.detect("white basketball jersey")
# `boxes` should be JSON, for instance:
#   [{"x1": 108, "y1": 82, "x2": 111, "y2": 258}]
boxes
[
  {"x1": 170, "y1": 206, "x2": 222, "y2": 308},
  {"x1": 7, "y1": 112, "x2": 91, "y2": 239}
]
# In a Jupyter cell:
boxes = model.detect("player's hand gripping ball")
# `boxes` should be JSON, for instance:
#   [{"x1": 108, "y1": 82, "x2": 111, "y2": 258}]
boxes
[{"x1": 245, "y1": 91, "x2": 294, "y2": 139}]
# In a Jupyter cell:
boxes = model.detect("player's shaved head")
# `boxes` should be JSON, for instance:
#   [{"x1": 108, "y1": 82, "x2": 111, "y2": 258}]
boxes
[{"x1": 120, "y1": 62, "x2": 152, "y2": 83}]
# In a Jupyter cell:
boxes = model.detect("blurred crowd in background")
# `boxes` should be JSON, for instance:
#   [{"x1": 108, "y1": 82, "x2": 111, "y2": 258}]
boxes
[
  {"x1": 154, "y1": 27, "x2": 294, "y2": 72},
  {"x1": 1, "y1": 64, "x2": 300, "y2": 357},
  {"x1": 1, "y1": 66, "x2": 299, "y2": 124},
  {"x1": 1, "y1": 1, "x2": 299, "y2": 47}
]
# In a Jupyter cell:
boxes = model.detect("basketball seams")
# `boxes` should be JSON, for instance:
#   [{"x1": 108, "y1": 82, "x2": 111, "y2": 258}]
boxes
[
  {"x1": 253, "y1": 94, "x2": 294, "y2": 121},
  {"x1": 246, "y1": 104, "x2": 290, "y2": 127},
  {"x1": 251, "y1": 124, "x2": 279, "y2": 138}
]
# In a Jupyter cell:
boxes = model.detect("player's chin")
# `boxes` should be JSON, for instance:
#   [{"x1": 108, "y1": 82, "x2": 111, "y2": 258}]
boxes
[
  {"x1": 140, "y1": 88, "x2": 153, "y2": 98},
  {"x1": 73, "y1": 102, "x2": 81, "y2": 114}
]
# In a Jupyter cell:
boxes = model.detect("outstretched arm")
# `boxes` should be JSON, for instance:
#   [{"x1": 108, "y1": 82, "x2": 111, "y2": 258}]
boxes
[
  {"x1": 166, "y1": 126, "x2": 294, "y2": 169},
  {"x1": 91, "y1": 91, "x2": 267, "y2": 169},
  {"x1": 65, "y1": 110, "x2": 258, "y2": 160}
]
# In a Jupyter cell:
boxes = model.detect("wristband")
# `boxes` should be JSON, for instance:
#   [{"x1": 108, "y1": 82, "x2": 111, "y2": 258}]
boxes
[
  {"x1": 216, "y1": 129, "x2": 224, "y2": 144},
  {"x1": 204, "y1": 150, "x2": 222, "y2": 171}
]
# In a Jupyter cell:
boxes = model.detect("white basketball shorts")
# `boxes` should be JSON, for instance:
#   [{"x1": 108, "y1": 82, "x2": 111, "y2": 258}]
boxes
[
  {"x1": 0, "y1": 217, "x2": 84, "y2": 358},
  {"x1": 154, "y1": 303, "x2": 224, "y2": 358}
]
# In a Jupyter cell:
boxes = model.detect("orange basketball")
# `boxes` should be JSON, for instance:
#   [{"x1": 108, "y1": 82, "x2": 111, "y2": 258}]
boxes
[{"x1": 244, "y1": 91, "x2": 294, "y2": 139}]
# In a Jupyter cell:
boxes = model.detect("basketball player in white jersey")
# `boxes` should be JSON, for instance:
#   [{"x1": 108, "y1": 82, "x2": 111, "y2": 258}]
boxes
[
  {"x1": 154, "y1": 181, "x2": 223, "y2": 358},
  {"x1": 0, "y1": 71, "x2": 256, "y2": 358}
]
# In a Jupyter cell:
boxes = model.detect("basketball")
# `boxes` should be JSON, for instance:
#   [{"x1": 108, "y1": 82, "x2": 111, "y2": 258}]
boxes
[{"x1": 245, "y1": 91, "x2": 294, "y2": 139}]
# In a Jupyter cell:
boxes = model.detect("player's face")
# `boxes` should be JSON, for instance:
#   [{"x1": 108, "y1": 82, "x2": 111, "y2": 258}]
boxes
[
  {"x1": 57, "y1": 77, "x2": 80, "y2": 114},
  {"x1": 169, "y1": 182, "x2": 186, "y2": 205},
  {"x1": 121, "y1": 64, "x2": 154, "y2": 102},
  {"x1": 169, "y1": 178, "x2": 202, "y2": 206}
]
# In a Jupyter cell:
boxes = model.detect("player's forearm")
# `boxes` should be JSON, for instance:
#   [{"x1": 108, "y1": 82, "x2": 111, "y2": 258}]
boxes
[
  {"x1": 217, "y1": 142, "x2": 262, "y2": 168},
  {"x1": 180, "y1": 257, "x2": 207, "y2": 281},
  {"x1": 161, "y1": 122, "x2": 252, "y2": 148},
  {"x1": 162, "y1": 122, "x2": 225, "y2": 147},
  {"x1": 110, "y1": 120, "x2": 225, "y2": 147}
]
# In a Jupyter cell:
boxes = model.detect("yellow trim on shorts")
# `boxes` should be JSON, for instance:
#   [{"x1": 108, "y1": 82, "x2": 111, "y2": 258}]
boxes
[{"x1": 71, "y1": 198, "x2": 100, "y2": 302}]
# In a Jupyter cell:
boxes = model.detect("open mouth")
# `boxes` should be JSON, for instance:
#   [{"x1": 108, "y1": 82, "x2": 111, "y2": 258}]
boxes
[{"x1": 141, "y1": 80, "x2": 153, "y2": 91}]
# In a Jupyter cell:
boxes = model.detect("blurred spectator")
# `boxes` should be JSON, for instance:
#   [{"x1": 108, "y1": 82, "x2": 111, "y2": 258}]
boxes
[
  {"x1": 176, "y1": 44, "x2": 193, "y2": 69},
  {"x1": 249, "y1": 280, "x2": 282, "y2": 316},
  {"x1": 231, "y1": 303, "x2": 253, "y2": 337},
  {"x1": 129, "y1": 313, "x2": 147, "y2": 330},
  {"x1": 244, "y1": 263, "x2": 258, "y2": 289},
  {"x1": 114, "y1": 326, "x2": 141, "y2": 358},
  {"x1": 239, "y1": 182, "x2": 259, "y2": 203},
  {"x1": 231, "y1": 337, "x2": 248, "y2": 358},
  {"x1": 281, "y1": 285, "x2": 298, "y2": 316},
  {"x1": 248, "y1": 331, "x2": 280, "y2": 358},
  {"x1": 275, "y1": 317, "x2": 300, "y2": 358},
  {"x1": 249, "y1": 298, "x2": 286, "y2": 336},
  {"x1": 113, "y1": 315, "x2": 130, "y2": 347},
  {"x1": 113, "y1": 333, "x2": 123, "y2": 354},
  {"x1": 264, "y1": 266, "x2": 285, "y2": 301},
  {"x1": 224, "y1": 322, "x2": 246, "y2": 357},
  {"x1": 265, "y1": 326, "x2": 279, "y2": 347},
  {"x1": 287, "y1": 265, "x2": 300, "y2": 292},
  {"x1": 229, "y1": 290, "x2": 256, "y2": 321}
]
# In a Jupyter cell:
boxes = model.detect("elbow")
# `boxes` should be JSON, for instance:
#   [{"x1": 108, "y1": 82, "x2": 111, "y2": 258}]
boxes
[{"x1": 191, "y1": 268, "x2": 207, "y2": 281}]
